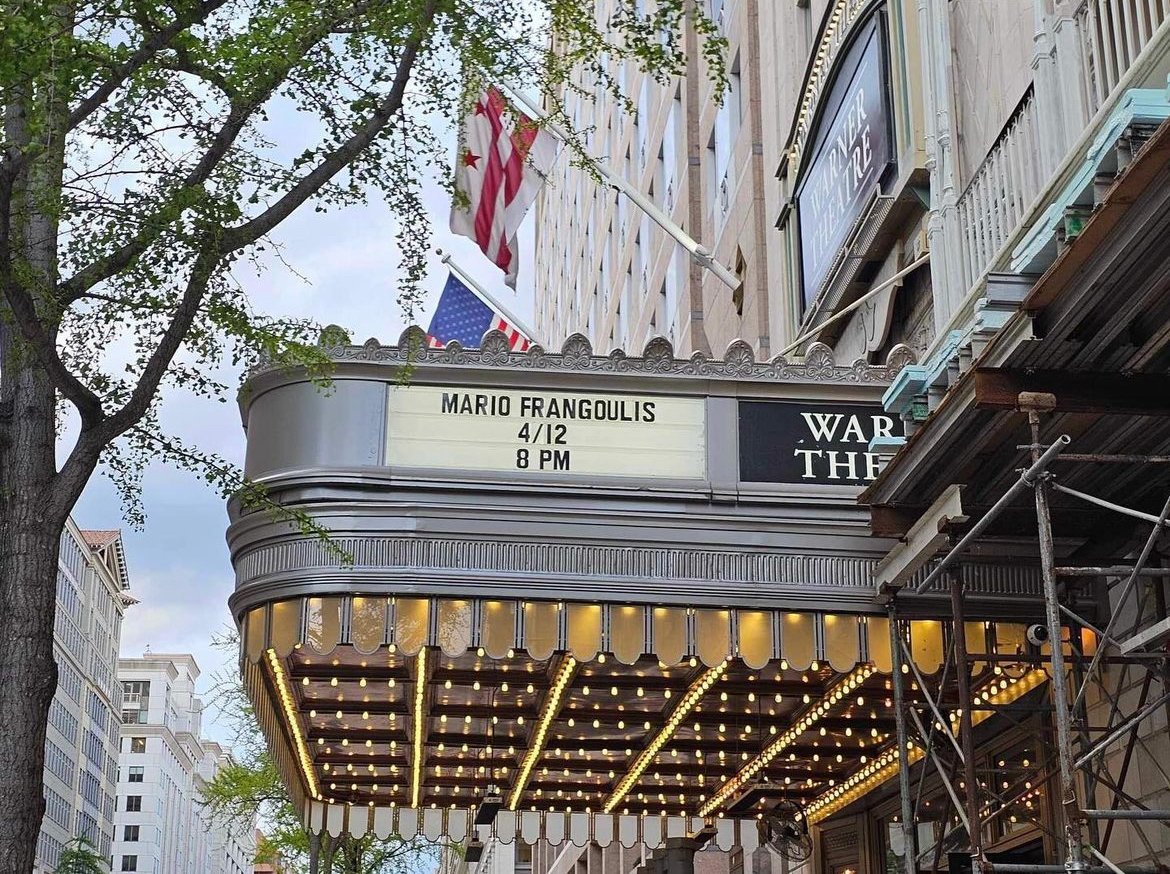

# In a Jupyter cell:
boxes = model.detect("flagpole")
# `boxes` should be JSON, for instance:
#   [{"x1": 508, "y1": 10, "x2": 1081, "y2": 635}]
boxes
[
  {"x1": 439, "y1": 251, "x2": 541, "y2": 343},
  {"x1": 502, "y1": 87, "x2": 742, "y2": 292}
]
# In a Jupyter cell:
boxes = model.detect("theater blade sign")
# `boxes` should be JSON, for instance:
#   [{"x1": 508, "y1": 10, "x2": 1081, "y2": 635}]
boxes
[
  {"x1": 797, "y1": 14, "x2": 893, "y2": 307},
  {"x1": 385, "y1": 385, "x2": 707, "y2": 479},
  {"x1": 739, "y1": 401, "x2": 902, "y2": 485}
]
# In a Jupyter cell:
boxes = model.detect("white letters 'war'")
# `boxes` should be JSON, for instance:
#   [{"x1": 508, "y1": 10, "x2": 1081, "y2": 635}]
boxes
[{"x1": 793, "y1": 412, "x2": 896, "y2": 481}]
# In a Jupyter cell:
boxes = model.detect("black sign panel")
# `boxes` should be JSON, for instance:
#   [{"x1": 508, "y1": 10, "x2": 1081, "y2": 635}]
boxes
[
  {"x1": 796, "y1": 13, "x2": 894, "y2": 308},
  {"x1": 738, "y1": 401, "x2": 902, "y2": 485}
]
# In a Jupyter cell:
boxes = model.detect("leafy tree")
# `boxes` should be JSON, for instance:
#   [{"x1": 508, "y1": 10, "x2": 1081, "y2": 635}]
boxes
[
  {"x1": 202, "y1": 631, "x2": 438, "y2": 874},
  {"x1": 0, "y1": 1, "x2": 723, "y2": 870},
  {"x1": 53, "y1": 837, "x2": 106, "y2": 874}
]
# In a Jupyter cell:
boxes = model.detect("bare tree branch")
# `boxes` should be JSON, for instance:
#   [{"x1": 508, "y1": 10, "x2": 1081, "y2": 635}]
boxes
[
  {"x1": 56, "y1": 11, "x2": 362, "y2": 304},
  {"x1": 67, "y1": 0, "x2": 231, "y2": 132},
  {"x1": 222, "y1": 0, "x2": 443, "y2": 251}
]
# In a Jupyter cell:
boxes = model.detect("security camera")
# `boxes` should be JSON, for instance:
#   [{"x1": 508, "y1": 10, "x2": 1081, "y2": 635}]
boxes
[{"x1": 1026, "y1": 624, "x2": 1050, "y2": 647}]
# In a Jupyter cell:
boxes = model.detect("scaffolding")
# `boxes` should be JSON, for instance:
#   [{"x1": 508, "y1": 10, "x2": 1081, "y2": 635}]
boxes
[{"x1": 887, "y1": 396, "x2": 1170, "y2": 874}]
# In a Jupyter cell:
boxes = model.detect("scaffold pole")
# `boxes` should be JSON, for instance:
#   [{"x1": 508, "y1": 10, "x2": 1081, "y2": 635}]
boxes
[
  {"x1": 950, "y1": 570, "x2": 987, "y2": 873},
  {"x1": 889, "y1": 612, "x2": 918, "y2": 874},
  {"x1": 1027, "y1": 405, "x2": 1087, "y2": 872}
]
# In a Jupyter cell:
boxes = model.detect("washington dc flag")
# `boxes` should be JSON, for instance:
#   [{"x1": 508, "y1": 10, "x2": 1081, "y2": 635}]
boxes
[{"x1": 449, "y1": 87, "x2": 559, "y2": 287}]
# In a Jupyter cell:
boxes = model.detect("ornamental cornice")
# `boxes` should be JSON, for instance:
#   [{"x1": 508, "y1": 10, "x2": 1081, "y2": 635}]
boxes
[
  {"x1": 230, "y1": 533, "x2": 1045, "y2": 618},
  {"x1": 250, "y1": 325, "x2": 916, "y2": 385}
]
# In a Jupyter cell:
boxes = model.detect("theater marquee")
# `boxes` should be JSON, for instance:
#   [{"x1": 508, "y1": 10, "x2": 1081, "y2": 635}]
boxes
[{"x1": 385, "y1": 385, "x2": 707, "y2": 478}]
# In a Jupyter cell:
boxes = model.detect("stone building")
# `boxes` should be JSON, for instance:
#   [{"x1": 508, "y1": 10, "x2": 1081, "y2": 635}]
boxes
[
  {"x1": 34, "y1": 524, "x2": 132, "y2": 872},
  {"x1": 111, "y1": 653, "x2": 255, "y2": 874}
]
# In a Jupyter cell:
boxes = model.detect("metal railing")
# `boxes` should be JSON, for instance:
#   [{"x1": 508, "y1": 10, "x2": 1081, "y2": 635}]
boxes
[
  {"x1": 955, "y1": 89, "x2": 1049, "y2": 293},
  {"x1": 1077, "y1": 0, "x2": 1170, "y2": 117}
]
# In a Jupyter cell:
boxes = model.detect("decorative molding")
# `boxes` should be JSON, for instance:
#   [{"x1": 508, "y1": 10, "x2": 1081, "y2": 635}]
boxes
[
  {"x1": 236, "y1": 536, "x2": 880, "y2": 589},
  {"x1": 233, "y1": 535, "x2": 1044, "y2": 604},
  {"x1": 251, "y1": 326, "x2": 917, "y2": 385}
]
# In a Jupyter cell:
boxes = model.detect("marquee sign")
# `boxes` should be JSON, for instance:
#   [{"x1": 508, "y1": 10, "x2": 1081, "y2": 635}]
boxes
[
  {"x1": 796, "y1": 12, "x2": 894, "y2": 308},
  {"x1": 738, "y1": 401, "x2": 902, "y2": 485},
  {"x1": 386, "y1": 385, "x2": 707, "y2": 479}
]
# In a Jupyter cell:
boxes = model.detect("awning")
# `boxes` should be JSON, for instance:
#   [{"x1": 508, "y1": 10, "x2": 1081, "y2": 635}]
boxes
[
  {"x1": 240, "y1": 596, "x2": 1048, "y2": 842},
  {"x1": 301, "y1": 802, "x2": 761, "y2": 851}
]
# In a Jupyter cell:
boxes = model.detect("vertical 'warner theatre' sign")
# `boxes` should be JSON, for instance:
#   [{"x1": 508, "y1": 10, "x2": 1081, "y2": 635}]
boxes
[{"x1": 796, "y1": 13, "x2": 894, "y2": 307}]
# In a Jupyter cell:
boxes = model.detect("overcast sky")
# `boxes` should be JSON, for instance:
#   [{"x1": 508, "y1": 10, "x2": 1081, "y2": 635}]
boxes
[{"x1": 70, "y1": 137, "x2": 543, "y2": 743}]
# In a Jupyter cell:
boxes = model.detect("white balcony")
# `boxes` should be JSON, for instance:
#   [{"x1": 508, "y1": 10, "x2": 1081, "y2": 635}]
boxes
[{"x1": 952, "y1": 0, "x2": 1169, "y2": 305}]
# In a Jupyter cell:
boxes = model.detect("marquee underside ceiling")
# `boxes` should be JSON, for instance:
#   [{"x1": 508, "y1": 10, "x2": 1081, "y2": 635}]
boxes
[{"x1": 241, "y1": 595, "x2": 1056, "y2": 840}]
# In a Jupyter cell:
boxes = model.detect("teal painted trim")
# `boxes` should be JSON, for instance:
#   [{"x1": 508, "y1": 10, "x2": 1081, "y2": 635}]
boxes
[
  {"x1": 868, "y1": 435, "x2": 907, "y2": 453},
  {"x1": 882, "y1": 330, "x2": 965, "y2": 414},
  {"x1": 1011, "y1": 88, "x2": 1170, "y2": 274}
]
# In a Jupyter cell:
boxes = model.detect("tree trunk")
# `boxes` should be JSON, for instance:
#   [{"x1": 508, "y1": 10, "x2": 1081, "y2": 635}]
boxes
[
  {"x1": 0, "y1": 358, "x2": 69, "y2": 874},
  {"x1": 310, "y1": 831, "x2": 322, "y2": 874},
  {"x1": 322, "y1": 832, "x2": 336, "y2": 874}
]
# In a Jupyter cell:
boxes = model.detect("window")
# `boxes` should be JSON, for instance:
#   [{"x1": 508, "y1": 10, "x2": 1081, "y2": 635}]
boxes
[
  {"x1": 120, "y1": 855, "x2": 138, "y2": 871},
  {"x1": 129, "y1": 737, "x2": 146, "y2": 753},
  {"x1": 124, "y1": 795, "x2": 142, "y2": 812},
  {"x1": 711, "y1": 73, "x2": 738, "y2": 217},
  {"x1": 44, "y1": 787, "x2": 72, "y2": 829},
  {"x1": 124, "y1": 825, "x2": 140, "y2": 842},
  {"x1": 128, "y1": 766, "x2": 144, "y2": 783}
]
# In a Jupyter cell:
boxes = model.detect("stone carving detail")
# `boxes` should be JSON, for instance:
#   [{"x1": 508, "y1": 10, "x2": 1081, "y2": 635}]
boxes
[
  {"x1": 722, "y1": 339, "x2": 756, "y2": 375},
  {"x1": 885, "y1": 342, "x2": 916, "y2": 376},
  {"x1": 255, "y1": 326, "x2": 919, "y2": 383},
  {"x1": 478, "y1": 329, "x2": 512, "y2": 364},
  {"x1": 560, "y1": 332, "x2": 593, "y2": 363},
  {"x1": 641, "y1": 336, "x2": 675, "y2": 366}
]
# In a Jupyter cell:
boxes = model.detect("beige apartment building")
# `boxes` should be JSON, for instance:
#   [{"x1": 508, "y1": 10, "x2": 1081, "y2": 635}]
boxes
[
  {"x1": 533, "y1": 0, "x2": 891, "y2": 358},
  {"x1": 534, "y1": 0, "x2": 791, "y2": 358}
]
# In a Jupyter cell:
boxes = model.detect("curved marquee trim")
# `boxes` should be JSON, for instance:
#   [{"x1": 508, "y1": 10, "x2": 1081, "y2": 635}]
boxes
[
  {"x1": 250, "y1": 326, "x2": 917, "y2": 386},
  {"x1": 304, "y1": 801, "x2": 762, "y2": 852},
  {"x1": 244, "y1": 595, "x2": 1035, "y2": 674}
]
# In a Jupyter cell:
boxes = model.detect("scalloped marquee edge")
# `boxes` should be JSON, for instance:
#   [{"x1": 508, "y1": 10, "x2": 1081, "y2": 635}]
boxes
[{"x1": 275, "y1": 325, "x2": 918, "y2": 383}]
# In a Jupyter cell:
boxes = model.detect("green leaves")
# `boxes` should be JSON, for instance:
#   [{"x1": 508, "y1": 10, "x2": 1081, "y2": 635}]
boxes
[
  {"x1": 202, "y1": 631, "x2": 438, "y2": 873},
  {"x1": 53, "y1": 837, "x2": 107, "y2": 874}
]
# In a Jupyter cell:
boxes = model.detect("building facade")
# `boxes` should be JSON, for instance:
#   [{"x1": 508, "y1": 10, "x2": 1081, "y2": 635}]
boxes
[
  {"x1": 231, "y1": 2, "x2": 1170, "y2": 873},
  {"x1": 531, "y1": 0, "x2": 1170, "y2": 378},
  {"x1": 111, "y1": 653, "x2": 255, "y2": 874},
  {"x1": 35, "y1": 524, "x2": 132, "y2": 872}
]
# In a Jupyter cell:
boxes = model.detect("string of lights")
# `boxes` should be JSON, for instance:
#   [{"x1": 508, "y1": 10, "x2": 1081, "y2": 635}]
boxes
[
  {"x1": 805, "y1": 667, "x2": 1050, "y2": 823},
  {"x1": 266, "y1": 649, "x2": 322, "y2": 801},
  {"x1": 410, "y1": 648, "x2": 429, "y2": 808},
  {"x1": 508, "y1": 656, "x2": 578, "y2": 809},
  {"x1": 603, "y1": 660, "x2": 729, "y2": 813},
  {"x1": 699, "y1": 662, "x2": 876, "y2": 816}
]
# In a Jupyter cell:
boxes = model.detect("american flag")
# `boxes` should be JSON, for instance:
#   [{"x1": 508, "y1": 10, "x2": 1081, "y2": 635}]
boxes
[{"x1": 426, "y1": 272, "x2": 532, "y2": 351}]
